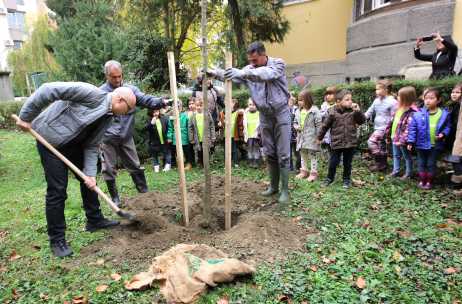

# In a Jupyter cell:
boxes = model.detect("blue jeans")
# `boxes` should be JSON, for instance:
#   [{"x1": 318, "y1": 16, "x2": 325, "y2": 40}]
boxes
[
  {"x1": 151, "y1": 144, "x2": 172, "y2": 166},
  {"x1": 392, "y1": 144, "x2": 413, "y2": 175},
  {"x1": 416, "y1": 148, "x2": 439, "y2": 175},
  {"x1": 327, "y1": 148, "x2": 355, "y2": 182}
]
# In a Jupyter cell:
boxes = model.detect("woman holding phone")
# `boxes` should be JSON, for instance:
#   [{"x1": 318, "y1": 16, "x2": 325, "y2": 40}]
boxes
[{"x1": 414, "y1": 32, "x2": 458, "y2": 79}]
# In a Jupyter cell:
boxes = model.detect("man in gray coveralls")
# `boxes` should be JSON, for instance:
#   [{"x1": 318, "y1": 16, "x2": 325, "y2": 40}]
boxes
[{"x1": 209, "y1": 41, "x2": 291, "y2": 204}]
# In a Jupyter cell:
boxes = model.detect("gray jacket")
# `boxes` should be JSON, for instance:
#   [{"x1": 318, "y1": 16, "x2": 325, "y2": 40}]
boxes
[
  {"x1": 188, "y1": 112, "x2": 216, "y2": 151},
  {"x1": 217, "y1": 57, "x2": 290, "y2": 116},
  {"x1": 365, "y1": 95, "x2": 398, "y2": 131},
  {"x1": 294, "y1": 106, "x2": 322, "y2": 151},
  {"x1": 19, "y1": 82, "x2": 112, "y2": 176},
  {"x1": 100, "y1": 82, "x2": 164, "y2": 141}
]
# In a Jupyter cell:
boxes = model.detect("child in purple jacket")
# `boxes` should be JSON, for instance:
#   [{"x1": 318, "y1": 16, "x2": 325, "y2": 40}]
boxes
[
  {"x1": 407, "y1": 88, "x2": 451, "y2": 189},
  {"x1": 388, "y1": 86, "x2": 419, "y2": 180}
]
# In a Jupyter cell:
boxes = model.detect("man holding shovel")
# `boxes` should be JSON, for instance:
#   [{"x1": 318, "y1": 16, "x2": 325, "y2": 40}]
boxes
[
  {"x1": 15, "y1": 82, "x2": 136, "y2": 257},
  {"x1": 208, "y1": 41, "x2": 291, "y2": 205},
  {"x1": 100, "y1": 60, "x2": 167, "y2": 205}
]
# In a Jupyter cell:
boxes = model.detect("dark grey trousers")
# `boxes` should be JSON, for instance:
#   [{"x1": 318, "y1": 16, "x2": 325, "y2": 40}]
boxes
[
  {"x1": 260, "y1": 107, "x2": 291, "y2": 169},
  {"x1": 101, "y1": 137, "x2": 143, "y2": 181}
]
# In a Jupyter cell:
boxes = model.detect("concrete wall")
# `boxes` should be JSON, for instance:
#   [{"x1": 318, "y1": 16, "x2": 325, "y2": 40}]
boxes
[{"x1": 0, "y1": 71, "x2": 14, "y2": 101}]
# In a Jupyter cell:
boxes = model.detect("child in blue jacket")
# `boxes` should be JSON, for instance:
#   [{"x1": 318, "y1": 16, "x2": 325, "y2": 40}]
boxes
[{"x1": 407, "y1": 88, "x2": 451, "y2": 189}]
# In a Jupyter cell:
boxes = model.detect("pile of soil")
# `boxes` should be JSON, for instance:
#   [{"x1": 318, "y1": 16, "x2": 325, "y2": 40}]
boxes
[{"x1": 77, "y1": 176, "x2": 316, "y2": 267}]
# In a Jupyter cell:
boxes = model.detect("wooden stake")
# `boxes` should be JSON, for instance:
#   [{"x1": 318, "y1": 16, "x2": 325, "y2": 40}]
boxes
[
  {"x1": 224, "y1": 51, "x2": 233, "y2": 230},
  {"x1": 167, "y1": 52, "x2": 189, "y2": 227},
  {"x1": 200, "y1": 0, "x2": 211, "y2": 225}
]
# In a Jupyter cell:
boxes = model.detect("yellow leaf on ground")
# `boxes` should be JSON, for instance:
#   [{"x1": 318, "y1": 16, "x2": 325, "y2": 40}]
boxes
[
  {"x1": 95, "y1": 285, "x2": 109, "y2": 293},
  {"x1": 110, "y1": 273, "x2": 122, "y2": 281}
]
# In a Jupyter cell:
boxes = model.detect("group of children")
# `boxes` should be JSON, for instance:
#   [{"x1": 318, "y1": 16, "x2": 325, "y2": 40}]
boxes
[
  {"x1": 145, "y1": 80, "x2": 462, "y2": 191},
  {"x1": 145, "y1": 95, "x2": 263, "y2": 172},
  {"x1": 289, "y1": 80, "x2": 462, "y2": 190}
]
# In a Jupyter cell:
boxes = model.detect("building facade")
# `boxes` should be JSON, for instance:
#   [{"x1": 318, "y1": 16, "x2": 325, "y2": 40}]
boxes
[
  {"x1": 267, "y1": 0, "x2": 462, "y2": 85},
  {"x1": 0, "y1": 0, "x2": 48, "y2": 100}
]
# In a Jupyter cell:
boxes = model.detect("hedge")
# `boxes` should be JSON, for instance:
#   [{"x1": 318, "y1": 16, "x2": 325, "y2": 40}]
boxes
[{"x1": 2, "y1": 77, "x2": 462, "y2": 161}]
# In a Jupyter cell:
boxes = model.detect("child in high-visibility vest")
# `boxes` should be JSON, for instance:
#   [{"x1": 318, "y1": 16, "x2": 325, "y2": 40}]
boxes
[
  {"x1": 146, "y1": 109, "x2": 172, "y2": 173},
  {"x1": 188, "y1": 97, "x2": 216, "y2": 166},
  {"x1": 244, "y1": 98, "x2": 261, "y2": 168}
]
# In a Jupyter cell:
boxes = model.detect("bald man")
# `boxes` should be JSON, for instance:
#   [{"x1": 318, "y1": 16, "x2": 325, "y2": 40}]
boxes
[
  {"x1": 99, "y1": 60, "x2": 166, "y2": 205},
  {"x1": 16, "y1": 82, "x2": 136, "y2": 257}
]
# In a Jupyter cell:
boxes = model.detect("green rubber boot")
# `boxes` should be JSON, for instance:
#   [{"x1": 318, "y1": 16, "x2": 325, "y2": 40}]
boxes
[
  {"x1": 277, "y1": 168, "x2": 290, "y2": 204},
  {"x1": 261, "y1": 162, "x2": 279, "y2": 196}
]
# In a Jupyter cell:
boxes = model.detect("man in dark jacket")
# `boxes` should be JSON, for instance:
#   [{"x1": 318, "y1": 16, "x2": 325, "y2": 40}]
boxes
[
  {"x1": 100, "y1": 60, "x2": 166, "y2": 205},
  {"x1": 16, "y1": 82, "x2": 136, "y2": 257},
  {"x1": 414, "y1": 32, "x2": 458, "y2": 79}
]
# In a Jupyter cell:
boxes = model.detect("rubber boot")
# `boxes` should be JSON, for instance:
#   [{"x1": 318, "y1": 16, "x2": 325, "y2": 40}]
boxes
[
  {"x1": 105, "y1": 180, "x2": 121, "y2": 207},
  {"x1": 261, "y1": 162, "x2": 279, "y2": 196},
  {"x1": 131, "y1": 171, "x2": 148, "y2": 193},
  {"x1": 277, "y1": 168, "x2": 290, "y2": 204}
]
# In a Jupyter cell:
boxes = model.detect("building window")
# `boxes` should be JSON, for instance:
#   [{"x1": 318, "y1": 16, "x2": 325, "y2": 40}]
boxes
[
  {"x1": 16, "y1": 0, "x2": 25, "y2": 5},
  {"x1": 13, "y1": 40, "x2": 22, "y2": 49},
  {"x1": 355, "y1": 0, "x2": 396, "y2": 18},
  {"x1": 7, "y1": 10, "x2": 25, "y2": 31}
]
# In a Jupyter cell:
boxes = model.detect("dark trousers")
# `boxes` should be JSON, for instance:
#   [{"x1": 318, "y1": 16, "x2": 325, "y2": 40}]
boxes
[
  {"x1": 184, "y1": 144, "x2": 195, "y2": 166},
  {"x1": 232, "y1": 139, "x2": 247, "y2": 165},
  {"x1": 150, "y1": 144, "x2": 172, "y2": 166},
  {"x1": 327, "y1": 148, "x2": 355, "y2": 182},
  {"x1": 37, "y1": 142, "x2": 104, "y2": 243},
  {"x1": 290, "y1": 142, "x2": 301, "y2": 171}
]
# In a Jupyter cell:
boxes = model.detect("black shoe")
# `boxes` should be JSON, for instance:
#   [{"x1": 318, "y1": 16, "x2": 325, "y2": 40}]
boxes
[
  {"x1": 323, "y1": 178, "x2": 334, "y2": 187},
  {"x1": 343, "y1": 180, "x2": 351, "y2": 188},
  {"x1": 86, "y1": 218, "x2": 120, "y2": 232},
  {"x1": 50, "y1": 240, "x2": 73, "y2": 258}
]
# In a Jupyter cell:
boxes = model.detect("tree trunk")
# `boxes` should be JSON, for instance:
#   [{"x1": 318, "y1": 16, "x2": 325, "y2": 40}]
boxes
[
  {"x1": 228, "y1": 0, "x2": 246, "y2": 64},
  {"x1": 201, "y1": 0, "x2": 211, "y2": 225}
]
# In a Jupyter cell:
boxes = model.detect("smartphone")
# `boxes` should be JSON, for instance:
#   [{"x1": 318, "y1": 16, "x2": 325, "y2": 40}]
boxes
[{"x1": 422, "y1": 35, "x2": 434, "y2": 42}]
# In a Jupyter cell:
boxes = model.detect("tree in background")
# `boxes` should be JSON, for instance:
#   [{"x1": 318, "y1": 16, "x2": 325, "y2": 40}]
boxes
[
  {"x1": 226, "y1": 0, "x2": 290, "y2": 65},
  {"x1": 7, "y1": 15, "x2": 62, "y2": 96},
  {"x1": 50, "y1": 1, "x2": 128, "y2": 85}
]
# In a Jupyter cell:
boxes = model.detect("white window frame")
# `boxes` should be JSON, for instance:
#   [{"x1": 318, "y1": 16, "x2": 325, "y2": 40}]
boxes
[{"x1": 359, "y1": 0, "x2": 393, "y2": 16}]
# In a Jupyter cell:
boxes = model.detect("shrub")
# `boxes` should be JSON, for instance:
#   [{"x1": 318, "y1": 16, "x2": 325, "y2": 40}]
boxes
[{"x1": 0, "y1": 100, "x2": 25, "y2": 129}]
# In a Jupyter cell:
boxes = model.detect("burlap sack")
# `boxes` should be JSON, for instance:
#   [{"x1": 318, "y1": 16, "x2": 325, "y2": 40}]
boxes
[{"x1": 125, "y1": 244, "x2": 255, "y2": 303}]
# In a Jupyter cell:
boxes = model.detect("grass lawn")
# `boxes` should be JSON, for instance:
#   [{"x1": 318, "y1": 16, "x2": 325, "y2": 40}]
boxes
[{"x1": 0, "y1": 129, "x2": 461, "y2": 303}]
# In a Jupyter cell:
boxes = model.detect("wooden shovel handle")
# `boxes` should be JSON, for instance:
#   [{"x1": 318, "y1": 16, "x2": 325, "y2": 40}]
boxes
[{"x1": 11, "y1": 114, "x2": 121, "y2": 213}]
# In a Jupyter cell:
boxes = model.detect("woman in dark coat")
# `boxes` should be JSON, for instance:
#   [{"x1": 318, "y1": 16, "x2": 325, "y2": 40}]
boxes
[{"x1": 414, "y1": 32, "x2": 458, "y2": 79}]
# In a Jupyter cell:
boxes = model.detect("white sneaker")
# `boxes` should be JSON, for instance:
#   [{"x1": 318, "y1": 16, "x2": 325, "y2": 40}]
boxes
[
  {"x1": 154, "y1": 165, "x2": 160, "y2": 173},
  {"x1": 163, "y1": 164, "x2": 171, "y2": 172}
]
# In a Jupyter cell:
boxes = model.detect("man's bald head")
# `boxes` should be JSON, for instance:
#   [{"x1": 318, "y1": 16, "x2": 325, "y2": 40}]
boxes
[{"x1": 111, "y1": 87, "x2": 136, "y2": 115}]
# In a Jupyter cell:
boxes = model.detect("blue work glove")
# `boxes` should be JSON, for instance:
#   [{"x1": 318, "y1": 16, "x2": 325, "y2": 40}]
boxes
[{"x1": 224, "y1": 68, "x2": 245, "y2": 80}]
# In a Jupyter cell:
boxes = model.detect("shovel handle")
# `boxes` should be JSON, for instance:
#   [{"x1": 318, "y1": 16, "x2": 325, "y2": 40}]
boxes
[{"x1": 11, "y1": 114, "x2": 121, "y2": 213}]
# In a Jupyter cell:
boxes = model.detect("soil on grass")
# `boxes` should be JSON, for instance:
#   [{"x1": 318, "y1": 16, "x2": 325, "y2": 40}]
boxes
[{"x1": 76, "y1": 176, "x2": 316, "y2": 268}]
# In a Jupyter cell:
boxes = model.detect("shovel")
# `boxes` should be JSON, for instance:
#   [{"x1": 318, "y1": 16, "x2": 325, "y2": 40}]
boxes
[{"x1": 12, "y1": 114, "x2": 139, "y2": 223}]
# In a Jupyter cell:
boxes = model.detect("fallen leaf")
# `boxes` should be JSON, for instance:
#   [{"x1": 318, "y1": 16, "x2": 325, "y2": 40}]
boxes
[
  {"x1": 370, "y1": 203, "x2": 380, "y2": 210},
  {"x1": 72, "y1": 296, "x2": 88, "y2": 304},
  {"x1": 440, "y1": 203, "x2": 448, "y2": 208},
  {"x1": 444, "y1": 267, "x2": 459, "y2": 275},
  {"x1": 39, "y1": 293, "x2": 49, "y2": 300},
  {"x1": 310, "y1": 265, "x2": 318, "y2": 272},
  {"x1": 110, "y1": 273, "x2": 122, "y2": 281},
  {"x1": 9, "y1": 250, "x2": 22, "y2": 261},
  {"x1": 301, "y1": 301, "x2": 309, "y2": 304},
  {"x1": 0, "y1": 230, "x2": 8, "y2": 239},
  {"x1": 361, "y1": 220, "x2": 370, "y2": 228},
  {"x1": 447, "y1": 219, "x2": 462, "y2": 227},
  {"x1": 322, "y1": 256, "x2": 333, "y2": 264},
  {"x1": 64, "y1": 301, "x2": 71, "y2": 304},
  {"x1": 277, "y1": 294, "x2": 292, "y2": 303},
  {"x1": 396, "y1": 229, "x2": 412, "y2": 238},
  {"x1": 0, "y1": 265, "x2": 6, "y2": 273},
  {"x1": 96, "y1": 258, "x2": 105, "y2": 266},
  {"x1": 96, "y1": 284, "x2": 109, "y2": 293},
  {"x1": 12, "y1": 288, "x2": 20, "y2": 300},
  {"x1": 352, "y1": 179, "x2": 365, "y2": 187},
  {"x1": 393, "y1": 250, "x2": 404, "y2": 262},
  {"x1": 216, "y1": 296, "x2": 229, "y2": 304},
  {"x1": 356, "y1": 276, "x2": 366, "y2": 289},
  {"x1": 125, "y1": 272, "x2": 155, "y2": 290},
  {"x1": 436, "y1": 223, "x2": 448, "y2": 228}
]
